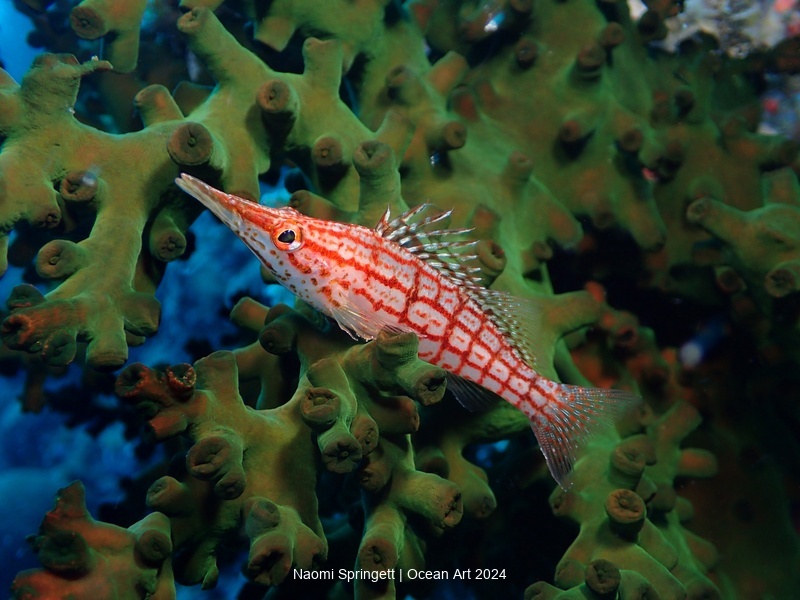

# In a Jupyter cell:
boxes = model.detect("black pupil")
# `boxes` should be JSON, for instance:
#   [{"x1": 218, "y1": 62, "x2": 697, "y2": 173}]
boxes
[{"x1": 278, "y1": 230, "x2": 296, "y2": 244}]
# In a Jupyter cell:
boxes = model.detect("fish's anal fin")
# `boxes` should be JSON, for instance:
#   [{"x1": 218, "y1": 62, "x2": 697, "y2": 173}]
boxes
[
  {"x1": 446, "y1": 373, "x2": 503, "y2": 412},
  {"x1": 529, "y1": 383, "x2": 641, "y2": 490}
]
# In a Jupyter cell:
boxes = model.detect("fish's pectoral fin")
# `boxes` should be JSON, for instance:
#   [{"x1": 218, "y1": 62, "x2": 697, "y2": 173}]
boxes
[
  {"x1": 445, "y1": 373, "x2": 503, "y2": 412},
  {"x1": 529, "y1": 384, "x2": 641, "y2": 490},
  {"x1": 329, "y1": 314, "x2": 363, "y2": 341},
  {"x1": 327, "y1": 283, "x2": 413, "y2": 342},
  {"x1": 328, "y1": 301, "x2": 376, "y2": 341}
]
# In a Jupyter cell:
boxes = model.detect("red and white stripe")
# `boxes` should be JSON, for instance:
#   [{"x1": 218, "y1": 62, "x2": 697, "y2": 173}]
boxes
[{"x1": 281, "y1": 218, "x2": 555, "y2": 419}]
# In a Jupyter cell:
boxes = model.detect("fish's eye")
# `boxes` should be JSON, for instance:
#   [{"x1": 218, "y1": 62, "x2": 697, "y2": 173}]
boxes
[{"x1": 272, "y1": 222, "x2": 304, "y2": 251}]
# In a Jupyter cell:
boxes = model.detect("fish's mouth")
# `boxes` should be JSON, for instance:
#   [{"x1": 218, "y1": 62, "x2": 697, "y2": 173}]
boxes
[
  {"x1": 175, "y1": 174, "x2": 250, "y2": 233},
  {"x1": 175, "y1": 174, "x2": 298, "y2": 255}
]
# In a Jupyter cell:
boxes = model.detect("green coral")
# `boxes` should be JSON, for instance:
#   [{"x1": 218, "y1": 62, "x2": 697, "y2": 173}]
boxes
[
  {"x1": 3, "y1": 1, "x2": 800, "y2": 599},
  {"x1": 12, "y1": 481, "x2": 174, "y2": 599}
]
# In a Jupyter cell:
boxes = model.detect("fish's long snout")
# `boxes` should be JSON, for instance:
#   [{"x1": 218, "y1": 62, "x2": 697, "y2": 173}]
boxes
[
  {"x1": 175, "y1": 174, "x2": 277, "y2": 233},
  {"x1": 175, "y1": 174, "x2": 245, "y2": 231}
]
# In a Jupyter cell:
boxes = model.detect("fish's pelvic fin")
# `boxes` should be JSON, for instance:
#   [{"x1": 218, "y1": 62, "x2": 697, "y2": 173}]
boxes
[
  {"x1": 530, "y1": 383, "x2": 640, "y2": 490},
  {"x1": 446, "y1": 373, "x2": 503, "y2": 412}
]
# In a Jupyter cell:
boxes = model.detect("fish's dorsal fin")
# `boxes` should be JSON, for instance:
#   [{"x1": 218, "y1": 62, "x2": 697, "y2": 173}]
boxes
[
  {"x1": 377, "y1": 205, "x2": 550, "y2": 377},
  {"x1": 470, "y1": 290, "x2": 552, "y2": 379},
  {"x1": 376, "y1": 204, "x2": 486, "y2": 290},
  {"x1": 376, "y1": 203, "x2": 446, "y2": 239},
  {"x1": 375, "y1": 205, "x2": 394, "y2": 236}
]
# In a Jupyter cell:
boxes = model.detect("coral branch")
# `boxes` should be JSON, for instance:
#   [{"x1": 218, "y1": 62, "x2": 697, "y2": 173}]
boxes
[
  {"x1": 11, "y1": 482, "x2": 174, "y2": 599},
  {"x1": 70, "y1": 0, "x2": 148, "y2": 72},
  {"x1": 686, "y1": 181, "x2": 800, "y2": 302},
  {"x1": 118, "y1": 349, "x2": 327, "y2": 587}
]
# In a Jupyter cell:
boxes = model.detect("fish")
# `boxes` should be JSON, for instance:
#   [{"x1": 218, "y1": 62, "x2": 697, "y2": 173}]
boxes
[{"x1": 175, "y1": 173, "x2": 639, "y2": 489}]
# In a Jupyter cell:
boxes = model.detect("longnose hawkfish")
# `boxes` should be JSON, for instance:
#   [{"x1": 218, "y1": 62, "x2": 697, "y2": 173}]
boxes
[{"x1": 176, "y1": 174, "x2": 639, "y2": 489}]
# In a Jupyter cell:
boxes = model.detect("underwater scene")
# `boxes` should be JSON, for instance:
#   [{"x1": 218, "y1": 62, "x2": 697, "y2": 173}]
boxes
[{"x1": 1, "y1": 0, "x2": 799, "y2": 598}]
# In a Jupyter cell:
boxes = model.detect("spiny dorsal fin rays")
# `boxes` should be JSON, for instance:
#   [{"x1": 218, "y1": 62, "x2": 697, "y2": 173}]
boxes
[
  {"x1": 416, "y1": 256, "x2": 481, "y2": 269},
  {"x1": 375, "y1": 204, "x2": 546, "y2": 376},
  {"x1": 385, "y1": 218, "x2": 464, "y2": 243},
  {"x1": 376, "y1": 204, "x2": 482, "y2": 277},
  {"x1": 378, "y1": 203, "x2": 456, "y2": 241},
  {"x1": 407, "y1": 239, "x2": 478, "y2": 252},
  {"x1": 376, "y1": 206, "x2": 393, "y2": 236},
  {"x1": 399, "y1": 230, "x2": 475, "y2": 248},
  {"x1": 375, "y1": 203, "x2": 430, "y2": 236}
]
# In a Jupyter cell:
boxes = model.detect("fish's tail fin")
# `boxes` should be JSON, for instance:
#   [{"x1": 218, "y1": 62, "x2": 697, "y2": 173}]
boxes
[{"x1": 529, "y1": 383, "x2": 640, "y2": 490}]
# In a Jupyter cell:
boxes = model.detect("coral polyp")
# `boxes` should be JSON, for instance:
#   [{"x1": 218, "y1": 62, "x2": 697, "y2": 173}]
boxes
[{"x1": 2, "y1": 1, "x2": 799, "y2": 599}]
